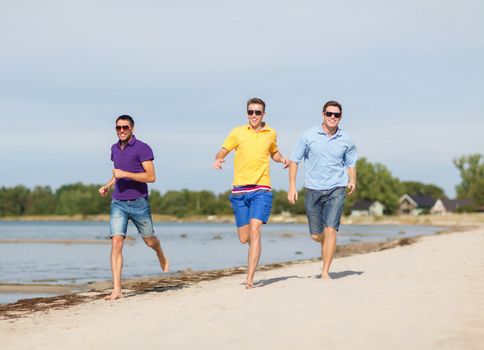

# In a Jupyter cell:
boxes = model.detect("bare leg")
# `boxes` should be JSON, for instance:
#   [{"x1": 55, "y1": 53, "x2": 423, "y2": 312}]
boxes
[
  {"x1": 237, "y1": 224, "x2": 250, "y2": 245},
  {"x1": 236, "y1": 224, "x2": 250, "y2": 287},
  {"x1": 236, "y1": 222, "x2": 262, "y2": 288},
  {"x1": 105, "y1": 236, "x2": 125, "y2": 300},
  {"x1": 322, "y1": 227, "x2": 337, "y2": 279},
  {"x1": 143, "y1": 236, "x2": 170, "y2": 272},
  {"x1": 246, "y1": 219, "x2": 263, "y2": 288},
  {"x1": 311, "y1": 233, "x2": 324, "y2": 277}
]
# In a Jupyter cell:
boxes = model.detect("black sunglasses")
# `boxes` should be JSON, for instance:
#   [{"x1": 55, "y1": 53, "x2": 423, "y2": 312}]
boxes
[
  {"x1": 247, "y1": 110, "x2": 263, "y2": 116},
  {"x1": 324, "y1": 111, "x2": 342, "y2": 118},
  {"x1": 115, "y1": 125, "x2": 131, "y2": 131}
]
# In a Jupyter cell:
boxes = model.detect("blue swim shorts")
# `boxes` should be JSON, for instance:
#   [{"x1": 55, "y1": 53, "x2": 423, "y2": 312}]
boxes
[
  {"x1": 229, "y1": 190, "x2": 273, "y2": 227},
  {"x1": 110, "y1": 197, "x2": 155, "y2": 238},
  {"x1": 304, "y1": 187, "x2": 346, "y2": 234}
]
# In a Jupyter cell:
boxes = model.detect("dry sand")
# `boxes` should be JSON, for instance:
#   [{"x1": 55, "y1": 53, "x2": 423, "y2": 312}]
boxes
[{"x1": 1, "y1": 226, "x2": 483, "y2": 350}]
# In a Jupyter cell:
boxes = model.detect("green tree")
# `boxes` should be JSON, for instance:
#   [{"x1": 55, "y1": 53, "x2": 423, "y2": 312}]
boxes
[
  {"x1": 55, "y1": 183, "x2": 110, "y2": 215},
  {"x1": 345, "y1": 158, "x2": 402, "y2": 215},
  {"x1": 0, "y1": 185, "x2": 30, "y2": 216},
  {"x1": 26, "y1": 186, "x2": 56, "y2": 215},
  {"x1": 400, "y1": 181, "x2": 446, "y2": 199},
  {"x1": 149, "y1": 189, "x2": 163, "y2": 214},
  {"x1": 272, "y1": 189, "x2": 291, "y2": 214},
  {"x1": 215, "y1": 190, "x2": 234, "y2": 215},
  {"x1": 158, "y1": 189, "x2": 191, "y2": 217},
  {"x1": 454, "y1": 154, "x2": 484, "y2": 207},
  {"x1": 151, "y1": 189, "x2": 232, "y2": 217}
]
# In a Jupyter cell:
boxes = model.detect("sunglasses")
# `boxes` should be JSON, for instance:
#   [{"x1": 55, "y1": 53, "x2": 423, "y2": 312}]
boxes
[
  {"x1": 247, "y1": 110, "x2": 263, "y2": 116},
  {"x1": 115, "y1": 125, "x2": 131, "y2": 131},
  {"x1": 324, "y1": 111, "x2": 342, "y2": 118}
]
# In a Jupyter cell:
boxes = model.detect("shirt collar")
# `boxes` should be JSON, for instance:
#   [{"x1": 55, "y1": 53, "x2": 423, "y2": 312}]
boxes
[
  {"x1": 318, "y1": 124, "x2": 342, "y2": 137},
  {"x1": 246, "y1": 123, "x2": 270, "y2": 132},
  {"x1": 117, "y1": 135, "x2": 137, "y2": 149}
]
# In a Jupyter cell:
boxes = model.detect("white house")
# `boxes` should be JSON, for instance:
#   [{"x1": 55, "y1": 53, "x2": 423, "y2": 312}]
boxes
[
  {"x1": 351, "y1": 200, "x2": 385, "y2": 216},
  {"x1": 430, "y1": 198, "x2": 473, "y2": 214}
]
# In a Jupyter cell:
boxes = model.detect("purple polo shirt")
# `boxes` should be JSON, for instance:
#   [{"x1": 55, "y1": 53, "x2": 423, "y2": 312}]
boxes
[{"x1": 110, "y1": 135, "x2": 154, "y2": 200}]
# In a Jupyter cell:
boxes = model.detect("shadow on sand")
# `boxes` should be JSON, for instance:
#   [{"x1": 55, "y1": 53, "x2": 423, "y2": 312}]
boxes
[
  {"x1": 255, "y1": 275, "x2": 304, "y2": 287},
  {"x1": 328, "y1": 270, "x2": 364, "y2": 279},
  {"x1": 310, "y1": 270, "x2": 364, "y2": 280}
]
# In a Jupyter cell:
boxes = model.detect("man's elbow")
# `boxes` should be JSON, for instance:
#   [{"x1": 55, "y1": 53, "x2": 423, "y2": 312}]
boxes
[{"x1": 147, "y1": 174, "x2": 156, "y2": 183}]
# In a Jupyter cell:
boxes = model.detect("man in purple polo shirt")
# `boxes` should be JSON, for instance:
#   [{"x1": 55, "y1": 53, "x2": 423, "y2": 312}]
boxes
[{"x1": 99, "y1": 114, "x2": 169, "y2": 301}]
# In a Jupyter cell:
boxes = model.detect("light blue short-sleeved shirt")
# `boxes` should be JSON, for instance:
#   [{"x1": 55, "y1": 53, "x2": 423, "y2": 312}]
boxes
[{"x1": 291, "y1": 125, "x2": 357, "y2": 190}]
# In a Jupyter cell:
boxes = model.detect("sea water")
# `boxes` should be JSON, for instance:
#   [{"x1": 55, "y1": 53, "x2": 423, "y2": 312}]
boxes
[{"x1": 0, "y1": 221, "x2": 443, "y2": 304}]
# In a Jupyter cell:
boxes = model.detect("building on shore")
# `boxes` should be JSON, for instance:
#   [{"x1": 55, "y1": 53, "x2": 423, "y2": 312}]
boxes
[
  {"x1": 351, "y1": 200, "x2": 385, "y2": 217},
  {"x1": 430, "y1": 198, "x2": 474, "y2": 214},
  {"x1": 397, "y1": 194, "x2": 436, "y2": 215}
]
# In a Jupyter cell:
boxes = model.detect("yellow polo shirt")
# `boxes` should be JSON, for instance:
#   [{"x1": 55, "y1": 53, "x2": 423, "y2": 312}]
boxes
[{"x1": 222, "y1": 124, "x2": 279, "y2": 187}]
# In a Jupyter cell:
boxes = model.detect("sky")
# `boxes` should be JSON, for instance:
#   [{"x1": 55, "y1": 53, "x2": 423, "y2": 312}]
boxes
[{"x1": 1, "y1": 0, "x2": 483, "y2": 197}]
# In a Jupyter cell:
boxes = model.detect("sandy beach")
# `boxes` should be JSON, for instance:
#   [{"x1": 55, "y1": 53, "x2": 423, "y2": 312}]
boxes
[{"x1": 1, "y1": 225, "x2": 483, "y2": 350}]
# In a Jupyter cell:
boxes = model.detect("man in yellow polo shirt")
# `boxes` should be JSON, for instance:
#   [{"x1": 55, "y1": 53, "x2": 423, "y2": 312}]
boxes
[{"x1": 212, "y1": 97, "x2": 288, "y2": 289}]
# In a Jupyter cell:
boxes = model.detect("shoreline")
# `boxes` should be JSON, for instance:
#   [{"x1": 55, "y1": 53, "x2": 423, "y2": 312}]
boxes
[
  {"x1": 0, "y1": 224, "x2": 472, "y2": 311},
  {"x1": 1, "y1": 224, "x2": 483, "y2": 349},
  {"x1": 0, "y1": 231, "x2": 451, "y2": 319},
  {"x1": 1, "y1": 212, "x2": 483, "y2": 226}
]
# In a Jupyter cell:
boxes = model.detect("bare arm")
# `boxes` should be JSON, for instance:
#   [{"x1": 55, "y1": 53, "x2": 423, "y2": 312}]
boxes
[
  {"x1": 212, "y1": 148, "x2": 230, "y2": 170},
  {"x1": 271, "y1": 151, "x2": 289, "y2": 169},
  {"x1": 287, "y1": 161, "x2": 299, "y2": 204},
  {"x1": 98, "y1": 176, "x2": 116, "y2": 197},
  {"x1": 347, "y1": 166, "x2": 357, "y2": 195},
  {"x1": 113, "y1": 160, "x2": 156, "y2": 183}
]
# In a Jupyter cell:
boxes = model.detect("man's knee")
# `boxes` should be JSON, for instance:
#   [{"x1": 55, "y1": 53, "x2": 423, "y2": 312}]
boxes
[
  {"x1": 311, "y1": 234, "x2": 323, "y2": 242},
  {"x1": 237, "y1": 225, "x2": 250, "y2": 244},
  {"x1": 239, "y1": 231, "x2": 250, "y2": 243},
  {"x1": 239, "y1": 236, "x2": 249, "y2": 244},
  {"x1": 111, "y1": 236, "x2": 125, "y2": 250},
  {"x1": 143, "y1": 236, "x2": 158, "y2": 248},
  {"x1": 249, "y1": 225, "x2": 261, "y2": 241},
  {"x1": 249, "y1": 219, "x2": 262, "y2": 235},
  {"x1": 324, "y1": 227, "x2": 337, "y2": 236},
  {"x1": 249, "y1": 226, "x2": 261, "y2": 235}
]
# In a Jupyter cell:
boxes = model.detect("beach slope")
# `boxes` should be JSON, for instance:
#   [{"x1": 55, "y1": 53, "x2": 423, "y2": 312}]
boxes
[{"x1": 1, "y1": 226, "x2": 483, "y2": 350}]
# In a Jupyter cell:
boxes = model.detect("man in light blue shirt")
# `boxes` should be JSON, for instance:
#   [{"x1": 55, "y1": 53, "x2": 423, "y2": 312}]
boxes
[{"x1": 288, "y1": 100, "x2": 357, "y2": 280}]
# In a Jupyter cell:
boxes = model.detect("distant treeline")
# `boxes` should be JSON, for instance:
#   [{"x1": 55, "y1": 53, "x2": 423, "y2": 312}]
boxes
[
  {"x1": 0, "y1": 184, "x2": 306, "y2": 218},
  {"x1": 1, "y1": 154, "x2": 482, "y2": 217}
]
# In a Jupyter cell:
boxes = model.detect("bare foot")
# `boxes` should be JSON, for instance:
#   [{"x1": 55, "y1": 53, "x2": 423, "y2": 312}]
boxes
[
  {"x1": 104, "y1": 290, "x2": 123, "y2": 300},
  {"x1": 321, "y1": 273, "x2": 332, "y2": 280},
  {"x1": 246, "y1": 281, "x2": 254, "y2": 289},
  {"x1": 158, "y1": 254, "x2": 170, "y2": 272}
]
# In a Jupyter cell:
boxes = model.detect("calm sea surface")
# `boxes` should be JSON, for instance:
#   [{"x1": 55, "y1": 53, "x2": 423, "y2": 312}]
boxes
[{"x1": 0, "y1": 221, "x2": 443, "y2": 304}]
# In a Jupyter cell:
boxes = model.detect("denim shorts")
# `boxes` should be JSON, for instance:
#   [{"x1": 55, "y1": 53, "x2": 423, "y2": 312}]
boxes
[
  {"x1": 304, "y1": 187, "x2": 346, "y2": 234},
  {"x1": 110, "y1": 197, "x2": 155, "y2": 238},
  {"x1": 229, "y1": 190, "x2": 273, "y2": 227}
]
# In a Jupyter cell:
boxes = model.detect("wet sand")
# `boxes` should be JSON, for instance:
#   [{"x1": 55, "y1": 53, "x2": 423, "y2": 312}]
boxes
[
  {"x1": 0, "y1": 237, "x2": 418, "y2": 318},
  {"x1": 1, "y1": 225, "x2": 483, "y2": 349}
]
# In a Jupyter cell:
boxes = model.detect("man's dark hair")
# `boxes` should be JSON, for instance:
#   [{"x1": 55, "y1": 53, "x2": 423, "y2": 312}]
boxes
[
  {"x1": 116, "y1": 115, "x2": 135, "y2": 127},
  {"x1": 323, "y1": 100, "x2": 342, "y2": 113},
  {"x1": 246, "y1": 97, "x2": 266, "y2": 112}
]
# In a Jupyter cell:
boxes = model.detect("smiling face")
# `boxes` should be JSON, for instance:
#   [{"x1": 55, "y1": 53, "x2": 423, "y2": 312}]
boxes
[
  {"x1": 115, "y1": 119, "x2": 134, "y2": 143},
  {"x1": 323, "y1": 105, "x2": 342, "y2": 130},
  {"x1": 246, "y1": 103, "x2": 265, "y2": 129}
]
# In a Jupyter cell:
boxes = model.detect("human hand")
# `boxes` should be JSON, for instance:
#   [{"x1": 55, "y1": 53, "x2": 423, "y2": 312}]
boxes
[
  {"x1": 98, "y1": 185, "x2": 109, "y2": 197},
  {"x1": 347, "y1": 182, "x2": 356, "y2": 195},
  {"x1": 212, "y1": 158, "x2": 225, "y2": 170},
  {"x1": 287, "y1": 188, "x2": 298, "y2": 204},
  {"x1": 113, "y1": 169, "x2": 125, "y2": 179},
  {"x1": 282, "y1": 158, "x2": 290, "y2": 169}
]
